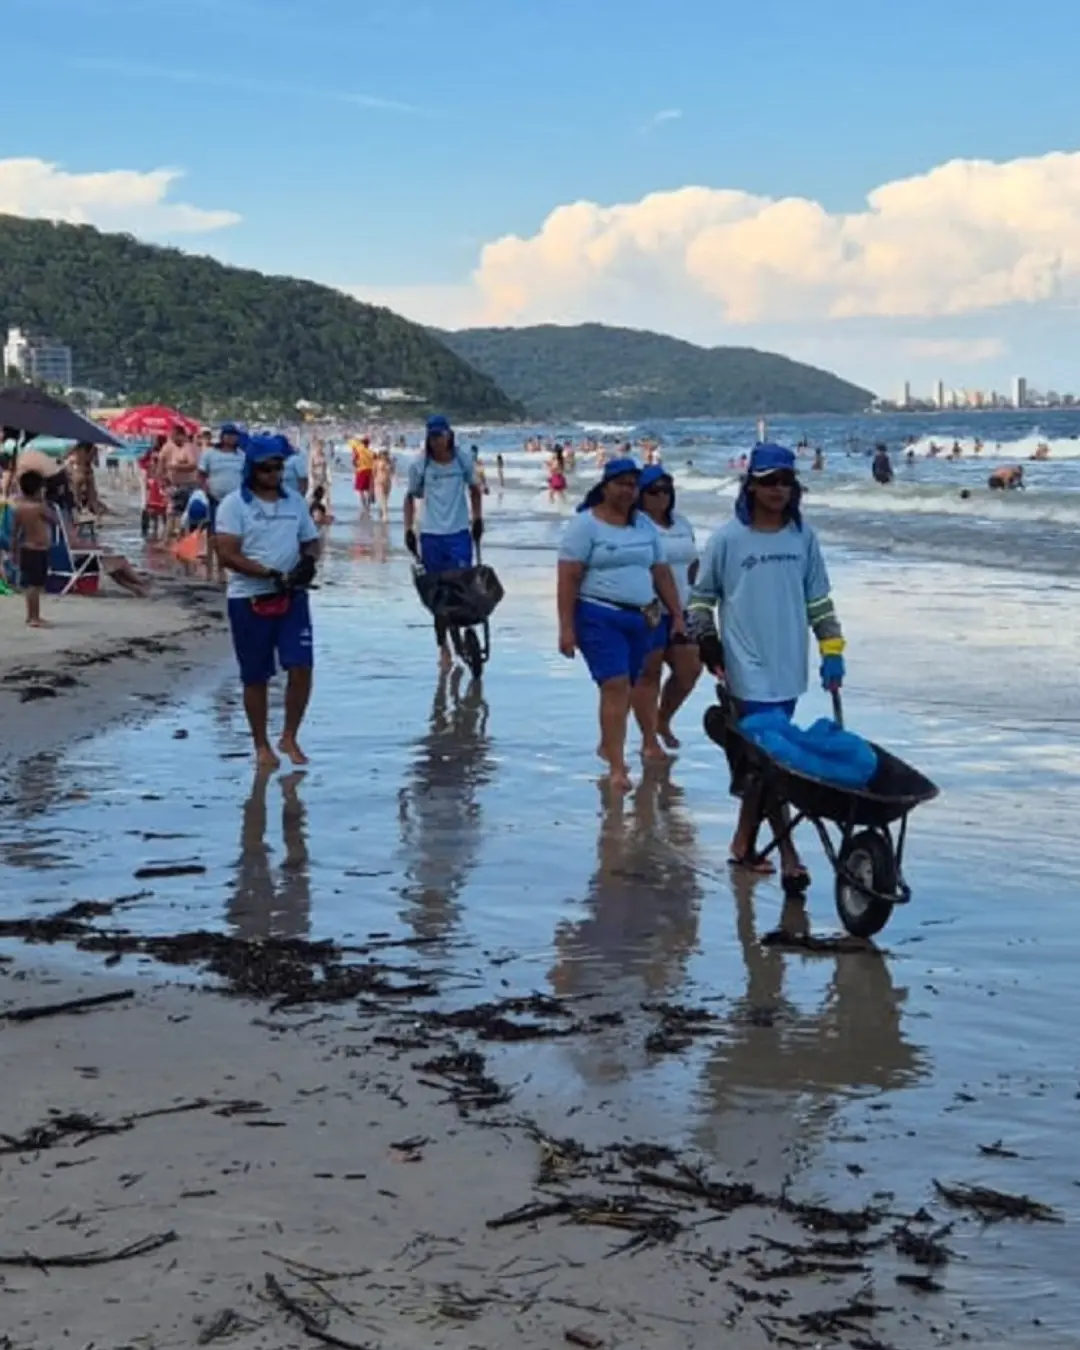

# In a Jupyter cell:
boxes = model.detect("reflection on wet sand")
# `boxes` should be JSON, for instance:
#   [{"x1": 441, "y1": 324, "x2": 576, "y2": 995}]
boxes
[
  {"x1": 226, "y1": 770, "x2": 311, "y2": 940},
  {"x1": 397, "y1": 668, "x2": 495, "y2": 942},
  {"x1": 549, "y1": 763, "x2": 704, "y2": 1084},
  {"x1": 692, "y1": 870, "x2": 927, "y2": 1173}
]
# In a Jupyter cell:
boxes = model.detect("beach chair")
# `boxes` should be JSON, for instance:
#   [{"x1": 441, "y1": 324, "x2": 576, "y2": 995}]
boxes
[{"x1": 49, "y1": 512, "x2": 103, "y2": 596}]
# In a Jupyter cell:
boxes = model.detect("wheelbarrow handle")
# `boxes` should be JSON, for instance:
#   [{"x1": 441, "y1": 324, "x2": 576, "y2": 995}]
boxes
[{"x1": 831, "y1": 688, "x2": 844, "y2": 728}]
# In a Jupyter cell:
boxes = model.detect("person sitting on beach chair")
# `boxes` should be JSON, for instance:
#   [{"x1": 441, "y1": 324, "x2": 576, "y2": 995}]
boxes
[
  {"x1": 688, "y1": 443, "x2": 846, "y2": 890},
  {"x1": 403, "y1": 414, "x2": 484, "y2": 672}
]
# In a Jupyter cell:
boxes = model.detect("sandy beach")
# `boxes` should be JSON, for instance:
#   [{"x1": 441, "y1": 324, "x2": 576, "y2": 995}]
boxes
[
  {"x1": 0, "y1": 584, "x2": 228, "y2": 762},
  {"x1": 2, "y1": 518, "x2": 1078, "y2": 1348}
]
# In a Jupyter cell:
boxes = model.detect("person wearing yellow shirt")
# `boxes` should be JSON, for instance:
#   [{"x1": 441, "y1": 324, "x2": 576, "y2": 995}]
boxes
[{"x1": 351, "y1": 436, "x2": 375, "y2": 513}]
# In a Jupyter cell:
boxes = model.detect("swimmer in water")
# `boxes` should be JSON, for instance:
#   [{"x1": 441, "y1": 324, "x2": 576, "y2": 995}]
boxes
[
  {"x1": 548, "y1": 445, "x2": 568, "y2": 503},
  {"x1": 988, "y1": 465, "x2": 1024, "y2": 491}
]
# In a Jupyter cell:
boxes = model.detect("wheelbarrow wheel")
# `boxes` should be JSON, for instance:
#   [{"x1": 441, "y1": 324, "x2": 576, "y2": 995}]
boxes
[
  {"x1": 461, "y1": 626, "x2": 484, "y2": 681},
  {"x1": 835, "y1": 828, "x2": 896, "y2": 938}
]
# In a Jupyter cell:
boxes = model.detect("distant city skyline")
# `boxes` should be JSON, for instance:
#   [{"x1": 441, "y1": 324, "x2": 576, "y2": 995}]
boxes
[{"x1": 882, "y1": 373, "x2": 1077, "y2": 412}]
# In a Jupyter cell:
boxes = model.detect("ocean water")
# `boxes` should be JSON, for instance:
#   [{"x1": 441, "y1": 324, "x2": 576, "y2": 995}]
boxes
[
  {"x1": 4, "y1": 412, "x2": 1080, "y2": 1343},
  {"x1": 447, "y1": 407, "x2": 1080, "y2": 575}
]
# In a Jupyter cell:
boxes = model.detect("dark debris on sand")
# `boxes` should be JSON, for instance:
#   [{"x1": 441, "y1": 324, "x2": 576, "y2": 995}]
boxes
[{"x1": 0, "y1": 895, "x2": 1058, "y2": 1346}]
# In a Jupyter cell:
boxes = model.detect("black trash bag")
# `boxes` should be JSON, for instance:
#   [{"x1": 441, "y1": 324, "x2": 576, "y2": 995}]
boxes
[{"x1": 414, "y1": 564, "x2": 504, "y2": 626}]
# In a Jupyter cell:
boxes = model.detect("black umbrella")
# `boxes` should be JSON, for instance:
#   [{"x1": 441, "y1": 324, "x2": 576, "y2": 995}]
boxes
[{"x1": 0, "y1": 384, "x2": 122, "y2": 449}]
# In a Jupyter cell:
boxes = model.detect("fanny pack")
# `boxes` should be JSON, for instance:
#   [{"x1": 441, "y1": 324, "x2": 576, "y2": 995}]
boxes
[
  {"x1": 251, "y1": 593, "x2": 290, "y2": 618},
  {"x1": 604, "y1": 598, "x2": 663, "y2": 629}
]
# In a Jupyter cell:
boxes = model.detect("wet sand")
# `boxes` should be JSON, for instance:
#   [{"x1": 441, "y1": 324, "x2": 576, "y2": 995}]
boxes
[
  {"x1": 1, "y1": 532, "x2": 1078, "y2": 1347},
  {"x1": 0, "y1": 586, "x2": 228, "y2": 762}
]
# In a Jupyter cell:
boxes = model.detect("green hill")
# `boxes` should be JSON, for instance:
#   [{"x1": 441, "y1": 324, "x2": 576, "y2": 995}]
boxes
[
  {"x1": 0, "y1": 216, "x2": 523, "y2": 421},
  {"x1": 435, "y1": 323, "x2": 873, "y2": 420}
]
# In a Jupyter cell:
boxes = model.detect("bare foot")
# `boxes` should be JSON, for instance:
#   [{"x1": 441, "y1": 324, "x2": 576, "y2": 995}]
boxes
[
  {"x1": 277, "y1": 736, "x2": 310, "y2": 766},
  {"x1": 256, "y1": 744, "x2": 281, "y2": 770},
  {"x1": 641, "y1": 740, "x2": 671, "y2": 763},
  {"x1": 607, "y1": 766, "x2": 634, "y2": 792},
  {"x1": 26, "y1": 618, "x2": 51, "y2": 628},
  {"x1": 658, "y1": 722, "x2": 681, "y2": 749}
]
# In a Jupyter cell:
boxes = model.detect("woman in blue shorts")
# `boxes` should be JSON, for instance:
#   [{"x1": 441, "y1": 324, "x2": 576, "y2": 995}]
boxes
[
  {"x1": 631, "y1": 465, "x2": 701, "y2": 758},
  {"x1": 557, "y1": 457, "x2": 685, "y2": 792}
]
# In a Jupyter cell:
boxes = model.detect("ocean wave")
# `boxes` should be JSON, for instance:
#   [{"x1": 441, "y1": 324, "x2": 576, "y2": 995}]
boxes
[
  {"x1": 900, "y1": 430, "x2": 1080, "y2": 460},
  {"x1": 802, "y1": 480, "x2": 1080, "y2": 525}
]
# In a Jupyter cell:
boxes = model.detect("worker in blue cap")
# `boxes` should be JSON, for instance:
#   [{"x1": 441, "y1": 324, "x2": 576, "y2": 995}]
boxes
[
  {"x1": 688, "y1": 442, "x2": 846, "y2": 886},
  {"x1": 198, "y1": 421, "x2": 248, "y2": 581},
  {"x1": 214, "y1": 434, "x2": 321, "y2": 770},
  {"x1": 557, "y1": 456, "x2": 685, "y2": 792},
  {"x1": 403, "y1": 414, "x2": 484, "y2": 671}
]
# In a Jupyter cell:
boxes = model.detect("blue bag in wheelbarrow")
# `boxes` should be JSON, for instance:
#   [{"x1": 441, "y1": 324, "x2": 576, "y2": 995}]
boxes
[{"x1": 739, "y1": 709, "x2": 878, "y2": 790}]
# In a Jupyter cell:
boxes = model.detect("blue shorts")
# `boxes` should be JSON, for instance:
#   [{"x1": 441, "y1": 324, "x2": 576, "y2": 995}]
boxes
[
  {"x1": 738, "y1": 698, "x2": 797, "y2": 719},
  {"x1": 420, "y1": 529, "x2": 472, "y2": 573},
  {"x1": 227, "y1": 591, "x2": 313, "y2": 687},
  {"x1": 575, "y1": 599, "x2": 653, "y2": 686}
]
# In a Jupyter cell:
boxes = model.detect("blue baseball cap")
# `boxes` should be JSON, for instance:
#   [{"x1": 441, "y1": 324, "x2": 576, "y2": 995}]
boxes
[
  {"x1": 748, "y1": 443, "x2": 796, "y2": 477},
  {"x1": 639, "y1": 464, "x2": 672, "y2": 492},
  {"x1": 245, "y1": 433, "x2": 286, "y2": 465},
  {"x1": 220, "y1": 421, "x2": 244, "y2": 437},
  {"x1": 578, "y1": 456, "x2": 641, "y2": 512},
  {"x1": 426, "y1": 414, "x2": 452, "y2": 435}
]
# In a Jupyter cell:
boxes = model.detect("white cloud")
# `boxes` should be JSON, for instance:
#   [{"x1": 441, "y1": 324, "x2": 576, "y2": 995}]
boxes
[
  {"x1": 0, "y1": 158, "x2": 240, "y2": 235},
  {"x1": 468, "y1": 152, "x2": 1080, "y2": 326},
  {"x1": 646, "y1": 109, "x2": 683, "y2": 130},
  {"x1": 344, "y1": 149, "x2": 1080, "y2": 388}
]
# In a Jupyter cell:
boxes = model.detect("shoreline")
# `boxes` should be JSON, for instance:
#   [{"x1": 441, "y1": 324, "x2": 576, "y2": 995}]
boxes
[
  {"x1": 1, "y1": 537, "x2": 1077, "y2": 1346},
  {"x1": 0, "y1": 583, "x2": 230, "y2": 764},
  {"x1": 0, "y1": 939, "x2": 1010, "y2": 1350}
]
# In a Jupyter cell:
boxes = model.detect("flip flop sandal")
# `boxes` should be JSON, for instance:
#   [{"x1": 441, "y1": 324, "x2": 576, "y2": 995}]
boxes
[{"x1": 728, "y1": 853, "x2": 776, "y2": 876}]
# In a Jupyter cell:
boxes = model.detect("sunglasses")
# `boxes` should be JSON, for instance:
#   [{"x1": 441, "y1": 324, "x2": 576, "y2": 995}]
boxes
[
  {"x1": 754, "y1": 471, "x2": 796, "y2": 488},
  {"x1": 254, "y1": 459, "x2": 285, "y2": 471},
  {"x1": 643, "y1": 482, "x2": 673, "y2": 496}
]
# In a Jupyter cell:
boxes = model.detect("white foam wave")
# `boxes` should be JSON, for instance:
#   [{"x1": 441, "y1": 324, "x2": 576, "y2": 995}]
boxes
[
  {"x1": 802, "y1": 481, "x2": 1080, "y2": 525},
  {"x1": 901, "y1": 430, "x2": 1080, "y2": 461}
]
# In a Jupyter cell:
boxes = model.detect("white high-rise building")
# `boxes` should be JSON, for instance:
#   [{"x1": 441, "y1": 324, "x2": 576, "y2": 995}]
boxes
[
  {"x1": 934, "y1": 379, "x2": 945, "y2": 409},
  {"x1": 899, "y1": 381, "x2": 911, "y2": 408},
  {"x1": 1012, "y1": 376, "x2": 1028, "y2": 408},
  {"x1": 2, "y1": 326, "x2": 73, "y2": 389}
]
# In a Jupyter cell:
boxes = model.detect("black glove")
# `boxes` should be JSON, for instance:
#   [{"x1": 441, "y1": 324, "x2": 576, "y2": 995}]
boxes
[
  {"x1": 404, "y1": 528, "x2": 418, "y2": 557},
  {"x1": 698, "y1": 632, "x2": 725, "y2": 675},
  {"x1": 286, "y1": 553, "x2": 317, "y2": 590},
  {"x1": 471, "y1": 518, "x2": 484, "y2": 544},
  {"x1": 269, "y1": 569, "x2": 289, "y2": 594}
]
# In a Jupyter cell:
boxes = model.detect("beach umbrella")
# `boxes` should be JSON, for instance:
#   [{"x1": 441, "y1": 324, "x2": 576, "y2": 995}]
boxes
[
  {"x1": 108, "y1": 405, "x2": 200, "y2": 438},
  {"x1": 0, "y1": 385, "x2": 122, "y2": 447}
]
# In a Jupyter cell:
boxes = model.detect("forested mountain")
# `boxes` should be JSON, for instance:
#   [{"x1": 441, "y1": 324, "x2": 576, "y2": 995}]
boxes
[
  {"x1": 0, "y1": 216, "x2": 523, "y2": 420},
  {"x1": 436, "y1": 323, "x2": 873, "y2": 419}
]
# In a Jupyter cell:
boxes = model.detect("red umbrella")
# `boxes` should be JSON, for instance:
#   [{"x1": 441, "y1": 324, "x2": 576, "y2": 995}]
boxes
[{"x1": 107, "y1": 405, "x2": 201, "y2": 438}]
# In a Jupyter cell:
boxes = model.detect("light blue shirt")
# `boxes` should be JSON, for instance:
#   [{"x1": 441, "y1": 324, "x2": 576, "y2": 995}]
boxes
[
  {"x1": 283, "y1": 452, "x2": 309, "y2": 494},
  {"x1": 559, "y1": 510, "x2": 664, "y2": 608},
  {"x1": 406, "y1": 451, "x2": 476, "y2": 536},
  {"x1": 215, "y1": 487, "x2": 319, "y2": 600},
  {"x1": 198, "y1": 447, "x2": 245, "y2": 502},
  {"x1": 648, "y1": 513, "x2": 697, "y2": 610},
  {"x1": 692, "y1": 518, "x2": 830, "y2": 703}
]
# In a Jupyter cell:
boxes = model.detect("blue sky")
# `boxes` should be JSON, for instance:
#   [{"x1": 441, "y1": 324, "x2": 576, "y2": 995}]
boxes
[{"x1": 4, "y1": 0, "x2": 1080, "y2": 391}]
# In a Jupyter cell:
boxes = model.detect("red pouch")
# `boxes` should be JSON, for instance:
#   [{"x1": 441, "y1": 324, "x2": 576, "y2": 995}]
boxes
[{"x1": 251, "y1": 593, "x2": 290, "y2": 618}]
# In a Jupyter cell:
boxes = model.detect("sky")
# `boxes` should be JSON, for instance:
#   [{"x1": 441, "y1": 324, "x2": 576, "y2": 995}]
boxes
[{"x1": 4, "y1": 0, "x2": 1080, "y2": 396}]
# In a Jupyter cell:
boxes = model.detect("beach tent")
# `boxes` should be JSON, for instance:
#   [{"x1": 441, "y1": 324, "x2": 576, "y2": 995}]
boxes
[{"x1": 108, "y1": 405, "x2": 200, "y2": 438}]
